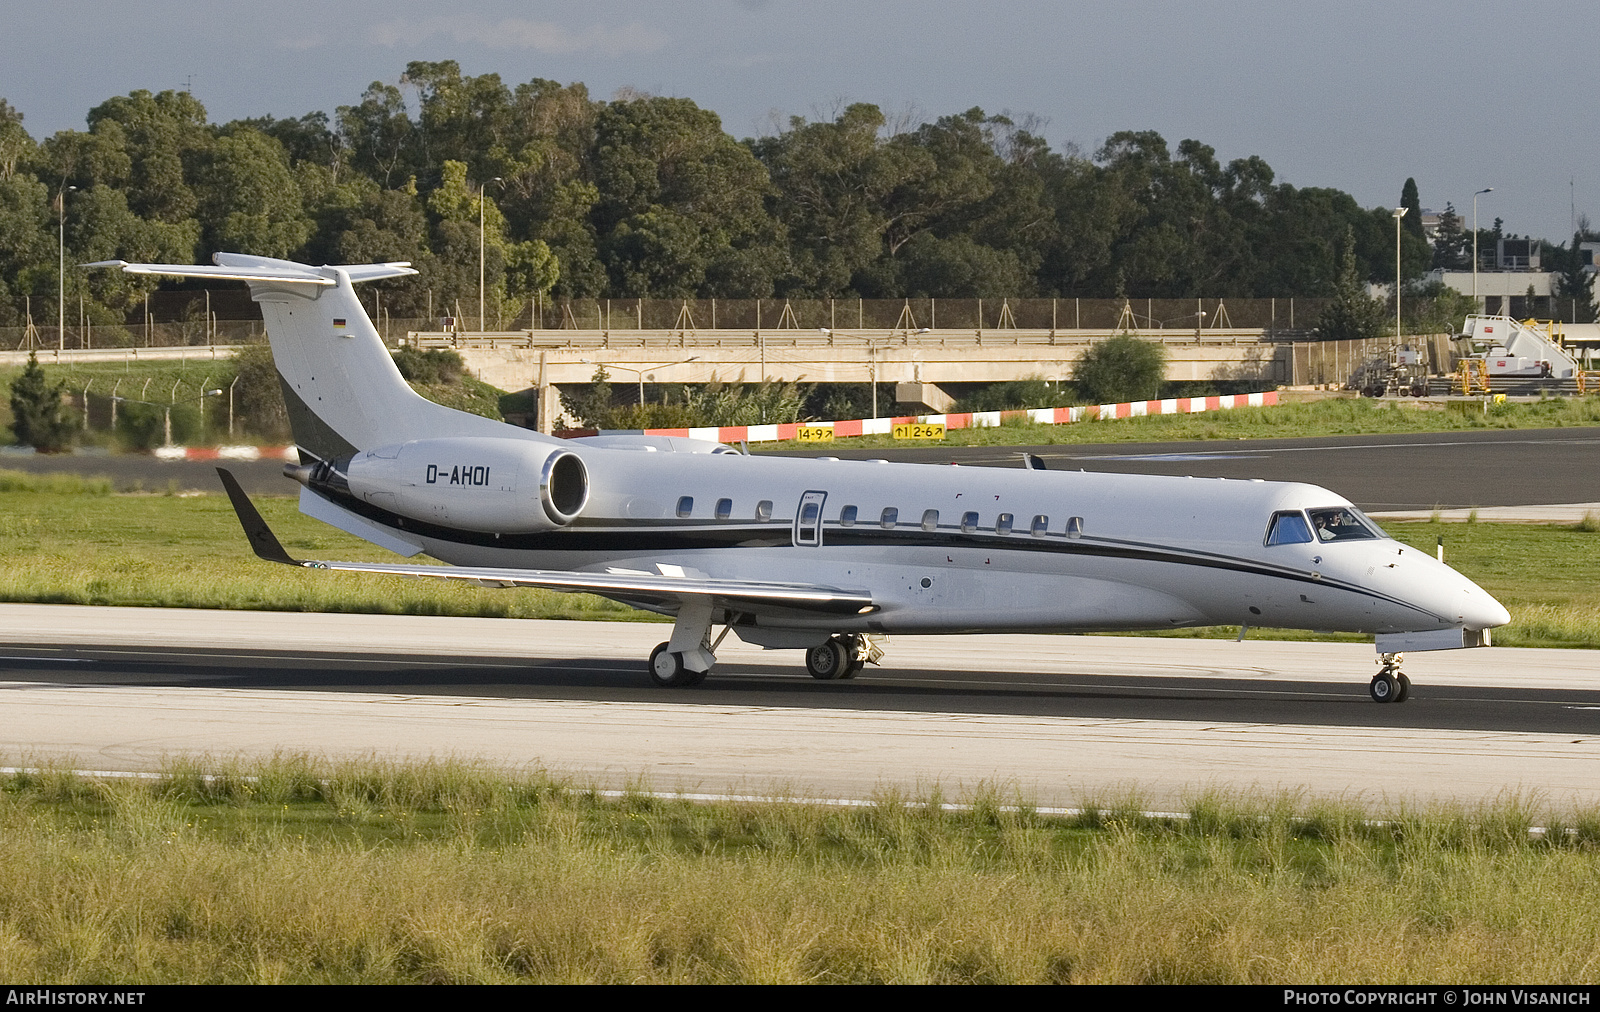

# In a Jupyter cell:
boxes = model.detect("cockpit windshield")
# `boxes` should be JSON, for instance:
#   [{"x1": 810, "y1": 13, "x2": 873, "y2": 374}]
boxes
[
  {"x1": 1265, "y1": 511, "x2": 1313, "y2": 545},
  {"x1": 1307, "y1": 507, "x2": 1384, "y2": 542}
]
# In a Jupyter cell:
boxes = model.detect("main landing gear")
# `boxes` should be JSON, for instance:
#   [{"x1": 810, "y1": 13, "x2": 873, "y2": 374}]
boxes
[
  {"x1": 804, "y1": 635, "x2": 874, "y2": 680},
  {"x1": 645, "y1": 597, "x2": 884, "y2": 687},
  {"x1": 1369, "y1": 652, "x2": 1411, "y2": 703}
]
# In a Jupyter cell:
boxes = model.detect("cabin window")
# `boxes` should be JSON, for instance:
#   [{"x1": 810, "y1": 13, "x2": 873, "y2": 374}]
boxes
[
  {"x1": 676, "y1": 496, "x2": 694, "y2": 518},
  {"x1": 960, "y1": 511, "x2": 979, "y2": 533},
  {"x1": 1307, "y1": 507, "x2": 1382, "y2": 542},
  {"x1": 1264, "y1": 510, "x2": 1313, "y2": 546},
  {"x1": 996, "y1": 513, "x2": 1014, "y2": 535},
  {"x1": 756, "y1": 500, "x2": 773, "y2": 521},
  {"x1": 880, "y1": 507, "x2": 898, "y2": 529},
  {"x1": 796, "y1": 501, "x2": 822, "y2": 546},
  {"x1": 715, "y1": 498, "x2": 732, "y2": 520},
  {"x1": 921, "y1": 509, "x2": 940, "y2": 532},
  {"x1": 1031, "y1": 514, "x2": 1049, "y2": 536},
  {"x1": 1066, "y1": 516, "x2": 1085, "y2": 539},
  {"x1": 839, "y1": 505, "x2": 858, "y2": 527}
]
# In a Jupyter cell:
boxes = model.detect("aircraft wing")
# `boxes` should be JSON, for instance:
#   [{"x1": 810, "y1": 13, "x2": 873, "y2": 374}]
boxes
[{"x1": 216, "y1": 469, "x2": 873, "y2": 616}]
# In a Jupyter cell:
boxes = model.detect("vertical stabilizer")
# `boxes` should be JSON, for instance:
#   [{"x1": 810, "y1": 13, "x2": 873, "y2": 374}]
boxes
[{"x1": 89, "y1": 254, "x2": 550, "y2": 461}]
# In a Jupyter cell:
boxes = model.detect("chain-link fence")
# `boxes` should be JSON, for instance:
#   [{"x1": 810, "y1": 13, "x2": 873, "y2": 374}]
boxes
[{"x1": 510, "y1": 297, "x2": 1333, "y2": 334}]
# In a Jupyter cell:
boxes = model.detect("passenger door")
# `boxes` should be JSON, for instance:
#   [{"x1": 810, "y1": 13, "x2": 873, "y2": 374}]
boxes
[{"x1": 793, "y1": 491, "x2": 827, "y2": 547}]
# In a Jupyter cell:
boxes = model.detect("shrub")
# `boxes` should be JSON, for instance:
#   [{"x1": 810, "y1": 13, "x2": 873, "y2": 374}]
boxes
[
  {"x1": 1073, "y1": 336, "x2": 1165, "y2": 404},
  {"x1": 392, "y1": 347, "x2": 466, "y2": 386}
]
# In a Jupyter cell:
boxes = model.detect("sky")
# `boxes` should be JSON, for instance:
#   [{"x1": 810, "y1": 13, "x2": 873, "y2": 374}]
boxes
[{"x1": 3, "y1": 0, "x2": 1594, "y2": 244}]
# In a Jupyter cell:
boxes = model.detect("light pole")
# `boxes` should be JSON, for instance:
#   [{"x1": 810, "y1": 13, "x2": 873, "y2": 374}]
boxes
[
  {"x1": 1392, "y1": 207, "x2": 1407, "y2": 339},
  {"x1": 57, "y1": 184, "x2": 76, "y2": 350},
  {"x1": 1472, "y1": 187, "x2": 1493, "y2": 309},
  {"x1": 818, "y1": 327, "x2": 923, "y2": 418},
  {"x1": 478, "y1": 176, "x2": 503, "y2": 332},
  {"x1": 579, "y1": 357, "x2": 700, "y2": 406}
]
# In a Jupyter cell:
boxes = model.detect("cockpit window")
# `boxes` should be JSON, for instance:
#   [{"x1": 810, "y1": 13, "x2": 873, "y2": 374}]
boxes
[
  {"x1": 1264, "y1": 510, "x2": 1313, "y2": 546},
  {"x1": 1307, "y1": 507, "x2": 1382, "y2": 542}
]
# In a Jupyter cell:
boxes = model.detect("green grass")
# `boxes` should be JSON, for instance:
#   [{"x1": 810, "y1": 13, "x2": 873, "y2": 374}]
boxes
[
  {"x1": 757, "y1": 396, "x2": 1600, "y2": 450},
  {"x1": 0, "y1": 758, "x2": 1597, "y2": 983},
  {"x1": 1, "y1": 469, "x2": 1596, "y2": 644},
  {"x1": 0, "y1": 473, "x2": 641, "y2": 621},
  {"x1": 1, "y1": 355, "x2": 505, "y2": 446}
]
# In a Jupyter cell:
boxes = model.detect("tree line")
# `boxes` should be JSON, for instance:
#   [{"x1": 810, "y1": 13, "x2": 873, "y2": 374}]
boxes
[{"x1": 1, "y1": 60, "x2": 1592, "y2": 332}]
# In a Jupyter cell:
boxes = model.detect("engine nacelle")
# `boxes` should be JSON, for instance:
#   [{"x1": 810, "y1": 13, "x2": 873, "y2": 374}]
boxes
[{"x1": 290, "y1": 437, "x2": 588, "y2": 533}]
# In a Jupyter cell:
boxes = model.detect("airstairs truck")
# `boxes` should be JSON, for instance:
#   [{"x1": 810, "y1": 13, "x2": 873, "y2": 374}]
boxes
[{"x1": 1459, "y1": 315, "x2": 1580, "y2": 379}]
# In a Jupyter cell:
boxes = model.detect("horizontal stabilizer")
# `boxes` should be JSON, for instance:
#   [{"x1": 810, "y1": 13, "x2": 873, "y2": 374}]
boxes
[
  {"x1": 217, "y1": 469, "x2": 873, "y2": 616},
  {"x1": 83, "y1": 260, "x2": 335, "y2": 285},
  {"x1": 85, "y1": 253, "x2": 417, "y2": 286}
]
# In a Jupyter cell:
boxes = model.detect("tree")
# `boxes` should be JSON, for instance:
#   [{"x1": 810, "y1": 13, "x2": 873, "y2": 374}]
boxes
[
  {"x1": 1554, "y1": 232, "x2": 1598, "y2": 324},
  {"x1": 0, "y1": 98, "x2": 33, "y2": 181},
  {"x1": 195, "y1": 128, "x2": 312, "y2": 258},
  {"x1": 1431, "y1": 202, "x2": 1469, "y2": 270},
  {"x1": 1073, "y1": 335, "x2": 1165, "y2": 404},
  {"x1": 1317, "y1": 226, "x2": 1385, "y2": 341},
  {"x1": 84, "y1": 89, "x2": 211, "y2": 223},
  {"x1": 1400, "y1": 178, "x2": 1425, "y2": 240},
  {"x1": 8, "y1": 352, "x2": 74, "y2": 451}
]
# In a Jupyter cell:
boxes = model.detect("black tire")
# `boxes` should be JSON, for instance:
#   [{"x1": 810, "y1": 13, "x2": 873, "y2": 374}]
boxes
[
  {"x1": 648, "y1": 641, "x2": 695, "y2": 688},
  {"x1": 1394, "y1": 672, "x2": 1412, "y2": 703},
  {"x1": 805, "y1": 639, "x2": 849, "y2": 680},
  {"x1": 1369, "y1": 672, "x2": 1398, "y2": 703}
]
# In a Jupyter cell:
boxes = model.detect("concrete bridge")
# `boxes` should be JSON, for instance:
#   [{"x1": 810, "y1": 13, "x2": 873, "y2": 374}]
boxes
[{"x1": 423, "y1": 328, "x2": 1294, "y2": 430}]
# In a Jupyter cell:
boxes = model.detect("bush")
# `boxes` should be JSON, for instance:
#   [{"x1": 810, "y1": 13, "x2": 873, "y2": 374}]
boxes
[
  {"x1": 392, "y1": 347, "x2": 466, "y2": 386},
  {"x1": 959, "y1": 375, "x2": 1074, "y2": 413},
  {"x1": 116, "y1": 401, "x2": 200, "y2": 450},
  {"x1": 1073, "y1": 336, "x2": 1165, "y2": 404},
  {"x1": 231, "y1": 344, "x2": 290, "y2": 440}
]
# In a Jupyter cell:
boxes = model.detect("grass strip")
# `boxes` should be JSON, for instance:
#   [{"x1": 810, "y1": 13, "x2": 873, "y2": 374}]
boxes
[
  {"x1": 756, "y1": 397, "x2": 1600, "y2": 449},
  {"x1": 1, "y1": 756, "x2": 1598, "y2": 984}
]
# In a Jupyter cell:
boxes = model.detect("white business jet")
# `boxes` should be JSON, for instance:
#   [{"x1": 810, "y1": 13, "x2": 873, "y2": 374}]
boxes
[{"x1": 92, "y1": 255, "x2": 1509, "y2": 702}]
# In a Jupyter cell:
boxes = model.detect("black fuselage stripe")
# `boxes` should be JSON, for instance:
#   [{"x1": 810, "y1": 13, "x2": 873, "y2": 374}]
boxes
[{"x1": 314, "y1": 491, "x2": 1428, "y2": 615}]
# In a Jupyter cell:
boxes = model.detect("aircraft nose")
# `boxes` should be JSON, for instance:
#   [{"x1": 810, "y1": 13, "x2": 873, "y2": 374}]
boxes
[{"x1": 1464, "y1": 592, "x2": 1511, "y2": 631}]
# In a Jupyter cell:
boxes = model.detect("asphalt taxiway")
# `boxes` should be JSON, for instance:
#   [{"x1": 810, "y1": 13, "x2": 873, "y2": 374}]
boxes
[
  {"x1": 5, "y1": 426, "x2": 1600, "y2": 507},
  {"x1": 2, "y1": 605, "x2": 1596, "y2": 807}
]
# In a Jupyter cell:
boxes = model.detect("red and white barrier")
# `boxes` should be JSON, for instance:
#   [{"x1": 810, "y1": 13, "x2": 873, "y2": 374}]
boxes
[
  {"x1": 151, "y1": 445, "x2": 299, "y2": 462},
  {"x1": 606, "y1": 390, "x2": 1278, "y2": 444}
]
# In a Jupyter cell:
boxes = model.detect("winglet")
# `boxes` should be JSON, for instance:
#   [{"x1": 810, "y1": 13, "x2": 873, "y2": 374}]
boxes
[{"x1": 216, "y1": 467, "x2": 299, "y2": 565}]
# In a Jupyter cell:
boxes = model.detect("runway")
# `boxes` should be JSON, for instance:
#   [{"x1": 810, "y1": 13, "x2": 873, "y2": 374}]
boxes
[
  {"x1": 5, "y1": 426, "x2": 1598, "y2": 805},
  {"x1": 781, "y1": 426, "x2": 1600, "y2": 510},
  {"x1": 3, "y1": 605, "x2": 1597, "y2": 808}
]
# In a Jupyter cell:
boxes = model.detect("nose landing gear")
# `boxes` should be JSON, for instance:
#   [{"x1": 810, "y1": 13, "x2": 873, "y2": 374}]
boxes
[{"x1": 1369, "y1": 652, "x2": 1411, "y2": 703}]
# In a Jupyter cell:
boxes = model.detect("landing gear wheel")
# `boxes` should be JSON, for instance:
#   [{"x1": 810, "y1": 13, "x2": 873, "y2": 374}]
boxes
[
  {"x1": 805, "y1": 639, "x2": 851, "y2": 680},
  {"x1": 649, "y1": 641, "x2": 702, "y2": 688},
  {"x1": 1369, "y1": 671, "x2": 1399, "y2": 703},
  {"x1": 1394, "y1": 672, "x2": 1412, "y2": 703},
  {"x1": 840, "y1": 657, "x2": 864, "y2": 680}
]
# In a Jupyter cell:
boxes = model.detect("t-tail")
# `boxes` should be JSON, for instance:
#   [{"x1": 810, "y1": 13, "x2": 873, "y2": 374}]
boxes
[{"x1": 87, "y1": 253, "x2": 548, "y2": 462}]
